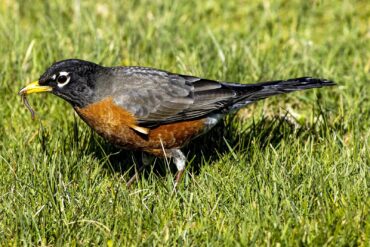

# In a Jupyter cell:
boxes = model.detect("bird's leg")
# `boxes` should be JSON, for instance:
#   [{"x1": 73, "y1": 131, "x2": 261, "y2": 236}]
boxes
[
  {"x1": 126, "y1": 152, "x2": 152, "y2": 188},
  {"x1": 168, "y1": 149, "x2": 186, "y2": 187},
  {"x1": 126, "y1": 166, "x2": 144, "y2": 188}
]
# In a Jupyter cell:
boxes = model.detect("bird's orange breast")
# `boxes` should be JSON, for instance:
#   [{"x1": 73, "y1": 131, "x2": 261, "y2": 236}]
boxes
[{"x1": 75, "y1": 98, "x2": 206, "y2": 156}]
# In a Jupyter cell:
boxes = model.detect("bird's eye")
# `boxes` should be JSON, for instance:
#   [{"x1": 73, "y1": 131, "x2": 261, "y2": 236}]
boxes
[
  {"x1": 56, "y1": 72, "x2": 70, "y2": 88},
  {"x1": 57, "y1": 75, "x2": 68, "y2": 83}
]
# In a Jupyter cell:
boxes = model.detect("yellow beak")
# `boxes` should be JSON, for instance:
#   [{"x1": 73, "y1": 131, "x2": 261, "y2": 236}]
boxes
[{"x1": 18, "y1": 81, "x2": 52, "y2": 95}]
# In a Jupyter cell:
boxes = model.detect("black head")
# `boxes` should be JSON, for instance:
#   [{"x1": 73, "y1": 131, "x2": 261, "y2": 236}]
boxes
[{"x1": 20, "y1": 59, "x2": 104, "y2": 107}]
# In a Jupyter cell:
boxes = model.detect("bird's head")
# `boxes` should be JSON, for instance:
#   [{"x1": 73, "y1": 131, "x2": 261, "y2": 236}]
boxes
[{"x1": 19, "y1": 59, "x2": 103, "y2": 107}]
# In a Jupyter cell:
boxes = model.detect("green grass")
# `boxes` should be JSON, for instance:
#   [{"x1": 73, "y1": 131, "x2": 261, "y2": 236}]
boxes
[{"x1": 0, "y1": 0, "x2": 369, "y2": 245}]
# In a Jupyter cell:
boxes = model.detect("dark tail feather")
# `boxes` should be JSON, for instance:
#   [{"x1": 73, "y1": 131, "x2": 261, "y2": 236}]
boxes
[
  {"x1": 254, "y1": 77, "x2": 335, "y2": 90},
  {"x1": 226, "y1": 77, "x2": 335, "y2": 109}
]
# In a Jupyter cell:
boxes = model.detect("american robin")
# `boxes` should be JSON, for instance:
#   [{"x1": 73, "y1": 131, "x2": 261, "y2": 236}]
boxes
[{"x1": 19, "y1": 59, "x2": 335, "y2": 186}]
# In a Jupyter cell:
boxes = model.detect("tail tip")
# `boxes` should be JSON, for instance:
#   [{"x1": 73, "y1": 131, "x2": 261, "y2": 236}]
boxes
[{"x1": 293, "y1": 77, "x2": 336, "y2": 86}]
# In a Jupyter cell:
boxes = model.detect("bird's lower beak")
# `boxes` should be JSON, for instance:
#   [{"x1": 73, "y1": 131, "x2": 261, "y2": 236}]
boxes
[{"x1": 18, "y1": 81, "x2": 52, "y2": 95}]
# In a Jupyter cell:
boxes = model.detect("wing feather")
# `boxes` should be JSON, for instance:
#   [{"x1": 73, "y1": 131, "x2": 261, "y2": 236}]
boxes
[{"x1": 96, "y1": 67, "x2": 238, "y2": 126}]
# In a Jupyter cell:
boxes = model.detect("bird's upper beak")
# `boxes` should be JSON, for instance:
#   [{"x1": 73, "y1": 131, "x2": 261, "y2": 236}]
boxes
[{"x1": 18, "y1": 81, "x2": 52, "y2": 95}]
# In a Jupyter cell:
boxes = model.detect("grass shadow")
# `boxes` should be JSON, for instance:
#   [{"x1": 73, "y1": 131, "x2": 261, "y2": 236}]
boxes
[{"x1": 184, "y1": 113, "x2": 305, "y2": 175}]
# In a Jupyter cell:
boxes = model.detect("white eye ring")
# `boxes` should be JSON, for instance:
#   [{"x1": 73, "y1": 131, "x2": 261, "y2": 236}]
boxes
[{"x1": 57, "y1": 71, "x2": 71, "y2": 88}]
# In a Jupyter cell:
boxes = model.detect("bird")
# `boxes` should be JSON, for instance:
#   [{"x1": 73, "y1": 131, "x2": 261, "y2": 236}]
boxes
[{"x1": 19, "y1": 59, "x2": 335, "y2": 186}]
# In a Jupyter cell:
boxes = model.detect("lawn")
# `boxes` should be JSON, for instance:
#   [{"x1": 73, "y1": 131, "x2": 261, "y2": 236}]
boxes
[{"x1": 0, "y1": 0, "x2": 369, "y2": 245}]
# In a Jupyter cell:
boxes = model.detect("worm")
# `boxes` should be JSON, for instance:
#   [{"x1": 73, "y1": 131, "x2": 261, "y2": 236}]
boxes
[{"x1": 21, "y1": 94, "x2": 36, "y2": 120}]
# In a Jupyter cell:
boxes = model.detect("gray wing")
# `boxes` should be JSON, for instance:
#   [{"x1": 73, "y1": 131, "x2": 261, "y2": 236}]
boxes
[{"x1": 102, "y1": 66, "x2": 241, "y2": 126}]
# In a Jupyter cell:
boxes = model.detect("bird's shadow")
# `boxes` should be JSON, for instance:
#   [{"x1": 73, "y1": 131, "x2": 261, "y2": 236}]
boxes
[{"x1": 78, "y1": 111, "x2": 328, "y2": 181}]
